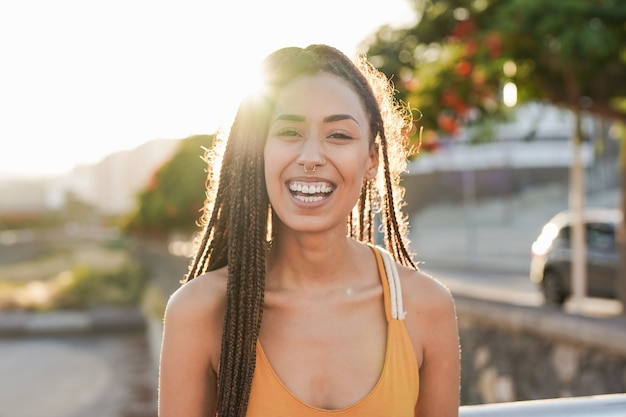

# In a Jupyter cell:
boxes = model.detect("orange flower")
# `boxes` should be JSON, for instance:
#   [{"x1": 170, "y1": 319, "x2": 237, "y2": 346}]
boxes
[
  {"x1": 442, "y1": 90, "x2": 470, "y2": 116},
  {"x1": 456, "y1": 60, "x2": 472, "y2": 76},
  {"x1": 450, "y1": 19, "x2": 477, "y2": 40},
  {"x1": 437, "y1": 114, "x2": 459, "y2": 135},
  {"x1": 465, "y1": 40, "x2": 478, "y2": 56},
  {"x1": 485, "y1": 33, "x2": 502, "y2": 58}
]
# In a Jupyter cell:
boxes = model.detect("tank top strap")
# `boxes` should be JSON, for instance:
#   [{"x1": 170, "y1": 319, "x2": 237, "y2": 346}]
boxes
[{"x1": 369, "y1": 245, "x2": 407, "y2": 321}]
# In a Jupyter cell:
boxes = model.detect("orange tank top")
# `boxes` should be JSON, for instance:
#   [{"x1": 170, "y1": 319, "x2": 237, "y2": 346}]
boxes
[{"x1": 245, "y1": 246, "x2": 419, "y2": 416}]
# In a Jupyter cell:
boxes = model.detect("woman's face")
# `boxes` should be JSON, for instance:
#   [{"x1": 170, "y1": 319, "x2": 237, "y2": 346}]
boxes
[{"x1": 264, "y1": 73, "x2": 379, "y2": 235}]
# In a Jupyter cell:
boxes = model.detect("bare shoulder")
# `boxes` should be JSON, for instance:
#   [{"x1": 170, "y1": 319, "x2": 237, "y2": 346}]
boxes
[
  {"x1": 393, "y1": 265, "x2": 460, "y2": 414},
  {"x1": 397, "y1": 263, "x2": 456, "y2": 315},
  {"x1": 165, "y1": 266, "x2": 228, "y2": 326},
  {"x1": 162, "y1": 267, "x2": 228, "y2": 372},
  {"x1": 159, "y1": 267, "x2": 228, "y2": 415},
  {"x1": 396, "y1": 263, "x2": 459, "y2": 376}
]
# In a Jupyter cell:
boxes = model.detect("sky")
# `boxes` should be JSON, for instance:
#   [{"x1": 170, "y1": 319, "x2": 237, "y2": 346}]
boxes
[{"x1": 0, "y1": 0, "x2": 417, "y2": 179}]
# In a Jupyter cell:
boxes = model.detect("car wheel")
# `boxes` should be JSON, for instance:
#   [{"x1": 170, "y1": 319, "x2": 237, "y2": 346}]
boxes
[{"x1": 542, "y1": 270, "x2": 567, "y2": 306}]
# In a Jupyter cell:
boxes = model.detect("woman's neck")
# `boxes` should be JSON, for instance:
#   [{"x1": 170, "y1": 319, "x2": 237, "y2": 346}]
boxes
[{"x1": 265, "y1": 231, "x2": 367, "y2": 291}]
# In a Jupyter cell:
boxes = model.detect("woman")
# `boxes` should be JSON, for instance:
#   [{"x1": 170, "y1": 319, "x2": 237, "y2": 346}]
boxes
[{"x1": 158, "y1": 44, "x2": 460, "y2": 416}]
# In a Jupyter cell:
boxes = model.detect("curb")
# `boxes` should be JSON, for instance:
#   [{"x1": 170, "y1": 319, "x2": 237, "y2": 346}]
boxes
[
  {"x1": 0, "y1": 306, "x2": 146, "y2": 337},
  {"x1": 417, "y1": 256, "x2": 531, "y2": 276}
]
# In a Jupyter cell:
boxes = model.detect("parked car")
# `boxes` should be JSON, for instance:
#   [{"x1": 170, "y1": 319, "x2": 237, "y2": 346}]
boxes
[{"x1": 530, "y1": 208, "x2": 623, "y2": 306}]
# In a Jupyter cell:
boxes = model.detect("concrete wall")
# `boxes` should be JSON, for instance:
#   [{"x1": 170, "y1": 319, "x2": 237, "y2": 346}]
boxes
[
  {"x1": 402, "y1": 166, "x2": 570, "y2": 214},
  {"x1": 456, "y1": 296, "x2": 626, "y2": 405},
  {"x1": 401, "y1": 136, "x2": 619, "y2": 215},
  {"x1": 402, "y1": 162, "x2": 618, "y2": 215}
]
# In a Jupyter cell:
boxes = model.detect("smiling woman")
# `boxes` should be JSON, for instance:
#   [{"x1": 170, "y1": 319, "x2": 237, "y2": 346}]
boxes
[
  {"x1": 158, "y1": 44, "x2": 460, "y2": 417},
  {"x1": 263, "y1": 73, "x2": 377, "y2": 233}
]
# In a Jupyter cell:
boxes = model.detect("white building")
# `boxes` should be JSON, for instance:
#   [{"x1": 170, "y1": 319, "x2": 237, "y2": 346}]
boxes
[
  {"x1": 409, "y1": 102, "x2": 603, "y2": 174},
  {"x1": 0, "y1": 138, "x2": 181, "y2": 216}
]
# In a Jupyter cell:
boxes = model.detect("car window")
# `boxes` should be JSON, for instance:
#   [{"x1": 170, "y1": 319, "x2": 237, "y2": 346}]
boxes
[
  {"x1": 586, "y1": 222, "x2": 615, "y2": 250},
  {"x1": 557, "y1": 225, "x2": 570, "y2": 242}
]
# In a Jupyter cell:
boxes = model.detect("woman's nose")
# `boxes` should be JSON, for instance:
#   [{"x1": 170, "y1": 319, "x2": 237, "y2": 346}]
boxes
[{"x1": 296, "y1": 135, "x2": 326, "y2": 169}]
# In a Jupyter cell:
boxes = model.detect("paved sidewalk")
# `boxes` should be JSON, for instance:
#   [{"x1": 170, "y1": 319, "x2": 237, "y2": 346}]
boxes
[
  {"x1": 0, "y1": 306, "x2": 155, "y2": 417},
  {"x1": 0, "y1": 331, "x2": 157, "y2": 417}
]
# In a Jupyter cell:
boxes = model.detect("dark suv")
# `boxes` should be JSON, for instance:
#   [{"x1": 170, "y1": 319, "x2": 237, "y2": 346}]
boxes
[{"x1": 530, "y1": 208, "x2": 622, "y2": 306}]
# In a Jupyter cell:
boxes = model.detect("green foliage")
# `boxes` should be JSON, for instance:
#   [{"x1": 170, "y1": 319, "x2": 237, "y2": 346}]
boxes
[
  {"x1": 0, "y1": 238, "x2": 147, "y2": 311},
  {"x1": 53, "y1": 261, "x2": 147, "y2": 310},
  {"x1": 121, "y1": 134, "x2": 214, "y2": 238},
  {"x1": 366, "y1": 0, "x2": 626, "y2": 144}
]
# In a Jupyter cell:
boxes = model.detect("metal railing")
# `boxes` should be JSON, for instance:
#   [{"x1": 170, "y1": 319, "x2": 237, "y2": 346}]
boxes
[{"x1": 459, "y1": 393, "x2": 626, "y2": 417}]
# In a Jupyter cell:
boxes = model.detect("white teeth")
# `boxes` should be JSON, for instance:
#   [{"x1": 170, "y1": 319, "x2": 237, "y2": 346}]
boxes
[
  {"x1": 288, "y1": 181, "x2": 333, "y2": 195},
  {"x1": 294, "y1": 195, "x2": 325, "y2": 203}
]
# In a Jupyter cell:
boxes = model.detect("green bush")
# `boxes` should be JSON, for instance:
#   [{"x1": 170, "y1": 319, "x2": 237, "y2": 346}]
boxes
[{"x1": 53, "y1": 261, "x2": 147, "y2": 310}]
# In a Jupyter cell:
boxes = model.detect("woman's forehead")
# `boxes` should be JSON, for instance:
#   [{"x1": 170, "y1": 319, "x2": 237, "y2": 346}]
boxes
[{"x1": 272, "y1": 74, "x2": 368, "y2": 122}]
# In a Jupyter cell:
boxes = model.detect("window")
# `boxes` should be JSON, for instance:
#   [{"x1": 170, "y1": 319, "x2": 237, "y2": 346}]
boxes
[{"x1": 586, "y1": 222, "x2": 615, "y2": 250}]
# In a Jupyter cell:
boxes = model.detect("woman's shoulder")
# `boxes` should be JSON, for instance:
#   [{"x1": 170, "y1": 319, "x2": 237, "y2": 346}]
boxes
[
  {"x1": 396, "y1": 263, "x2": 459, "y2": 370},
  {"x1": 164, "y1": 266, "x2": 229, "y2": 328},
  {"x1": 159, "y1": 267, "x2": 228, "y2": 404},
  {"x1": 397, "y1": 263, "x2": 456, "y2": 315}
]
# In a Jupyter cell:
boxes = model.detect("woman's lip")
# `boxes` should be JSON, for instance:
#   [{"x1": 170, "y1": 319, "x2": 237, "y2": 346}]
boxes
[
  {"x1": 286, "y1": 178, "x2": 336, "y2": 207},
  {"x1": 289, "y1": 190, "x2": 333, "y2": 208}
]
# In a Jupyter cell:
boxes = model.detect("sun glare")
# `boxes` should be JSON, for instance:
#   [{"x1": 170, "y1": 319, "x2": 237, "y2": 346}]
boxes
[
  {"x1": 0, "y1": 0, "x2": 416, "y2": 178},
  {"x1": 212, "y1": 60, "x2": 269, "y2": 132}
]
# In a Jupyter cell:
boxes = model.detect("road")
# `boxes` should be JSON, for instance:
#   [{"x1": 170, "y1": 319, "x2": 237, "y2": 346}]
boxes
[
  {"x1": 422, "y1": 265, "x2": 542, "y2": 306},
  {"x1": 422, "y1": 265, "x2": 623, "y2": 317},
  {"x1": 0, "y1": 330, "x2": 157, "y2": 417}
]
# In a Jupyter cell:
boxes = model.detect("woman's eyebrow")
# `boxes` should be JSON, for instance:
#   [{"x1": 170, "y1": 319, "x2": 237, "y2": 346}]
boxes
[
  {"x1": 273, "y1": 114, "x2": 305, "y2": 123},
  {"x1": 272, "y1": 113, "x2": 360, "y2": 125},
  {"x1": 323, "y1": 114, "x2": 359, "y2": 125}
]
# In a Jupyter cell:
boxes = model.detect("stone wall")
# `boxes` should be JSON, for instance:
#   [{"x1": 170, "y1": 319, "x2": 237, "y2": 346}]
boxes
[{"x1": 456, "y1": 296, "x2": 626, "y2": 405}]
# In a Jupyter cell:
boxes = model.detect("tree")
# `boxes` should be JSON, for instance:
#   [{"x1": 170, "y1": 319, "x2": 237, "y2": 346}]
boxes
[
  {"x1": 121, "y1": 134, "x2": 214, "y2": 239},
  {"x1": 365, "y1": 0, "x2": 626, "y2": 311}
]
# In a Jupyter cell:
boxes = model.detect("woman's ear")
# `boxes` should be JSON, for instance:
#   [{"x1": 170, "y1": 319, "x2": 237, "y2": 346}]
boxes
[{"x1": 365, "y1": 143, "x2": 379, "y2": 180}]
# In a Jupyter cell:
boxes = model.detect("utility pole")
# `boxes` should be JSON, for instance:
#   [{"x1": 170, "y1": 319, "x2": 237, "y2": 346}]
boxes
[{"x1": 569, "y1": 110, "x2": 587, "y2": 313}]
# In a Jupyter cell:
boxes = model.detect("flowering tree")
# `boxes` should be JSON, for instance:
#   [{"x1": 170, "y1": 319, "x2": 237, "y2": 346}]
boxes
[
  {"x1": 367, "y1": 0, "x2": 625, "y2": 138},
  {"x1": 365, "y1": 0, "x2": 626, "y2": 309}
]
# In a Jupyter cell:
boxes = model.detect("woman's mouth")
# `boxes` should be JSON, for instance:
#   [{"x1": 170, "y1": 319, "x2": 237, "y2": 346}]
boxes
[{"x1": 288, "y1": 181, "x2": 334, "y2": 203}]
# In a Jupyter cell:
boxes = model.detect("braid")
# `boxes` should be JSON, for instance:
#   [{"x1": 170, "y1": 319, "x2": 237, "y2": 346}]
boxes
[
  {"x1": 338, "y1": 50, "x2": 416, "y2": 268},
  {"x1": 356, "y1": 182, "x2": 369, "y2": 242},
  {"x1": 184, "y1": 95, "x2": 269, "y2": 416},
  {"x1": 215, "y1": 100, "x2": 269, "y2": 416},
  {"x1": 379, "y1": 132, "x2": 416, "y2": 268}
]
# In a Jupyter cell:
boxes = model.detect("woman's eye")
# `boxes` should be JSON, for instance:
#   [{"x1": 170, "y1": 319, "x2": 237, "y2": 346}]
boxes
[
  {"x1": 329, "y1": 131, "x2": 354, "y2": 140},
  {"x1": 277, "y1": 128, "x2": 301, "y2": 137}
]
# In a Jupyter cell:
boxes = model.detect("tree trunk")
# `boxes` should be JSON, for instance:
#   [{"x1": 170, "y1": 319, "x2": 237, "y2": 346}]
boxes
[{"x1": 569, "y1": 110, "x2": 587, "y2": 313}]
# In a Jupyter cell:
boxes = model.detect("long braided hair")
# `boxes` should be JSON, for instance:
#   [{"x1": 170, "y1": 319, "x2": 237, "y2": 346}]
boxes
[{"x1": 184, "y1": 44, "x2": 416, "y2": 417}]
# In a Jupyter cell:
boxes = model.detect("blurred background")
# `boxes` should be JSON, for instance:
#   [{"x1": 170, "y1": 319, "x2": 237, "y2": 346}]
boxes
[{"x1": 1, "y1": 0, "x2": 625, "y2": 416}]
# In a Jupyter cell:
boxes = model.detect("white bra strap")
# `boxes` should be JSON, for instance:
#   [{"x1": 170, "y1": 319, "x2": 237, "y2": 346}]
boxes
[{"x1": 379, "y1": 248, "x2": 407, "y2": 320}]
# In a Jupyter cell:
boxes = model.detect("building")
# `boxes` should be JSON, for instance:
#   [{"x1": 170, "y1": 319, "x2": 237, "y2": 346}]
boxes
[{"x1": 0, "y1": 138, "x2": 181, "y2": 216}]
